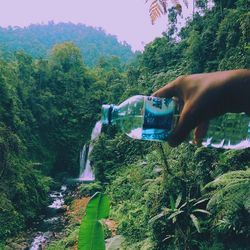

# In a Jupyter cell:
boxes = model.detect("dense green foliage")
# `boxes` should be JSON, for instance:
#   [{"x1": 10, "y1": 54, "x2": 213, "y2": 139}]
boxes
[
  {"x1": 0, "y1": 22, "x2": 135, "y2": 67},
  {"x1": 0, "y1": 0, "x2": 249, "y2": 248},
  {"x1": 78, "y1": 182, "x2": 103, "y2": 197},
  {"x1": 0, "y1": 125, "x2": 52, "y2": 239},
  {"x1": 0, "y1": 38, "x2": 131, "y2": 241},
  {"x1": 89, "y1": 1, "x2": 250, "y2": 249}
]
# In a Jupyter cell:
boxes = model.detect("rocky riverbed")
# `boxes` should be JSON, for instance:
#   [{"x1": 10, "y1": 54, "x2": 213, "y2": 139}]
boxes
[
  {"x1": 27, "y1": 185, "x2": 68, "y2": 250},
  {"x1": 3, "y1": 185, "x2": 70, "y2": 250}
]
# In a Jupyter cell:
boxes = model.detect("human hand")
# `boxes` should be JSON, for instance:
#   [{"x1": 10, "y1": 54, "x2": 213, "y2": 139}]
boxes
[{"x1": 153, "y1": 69, "x2": 250, "y2": 147}]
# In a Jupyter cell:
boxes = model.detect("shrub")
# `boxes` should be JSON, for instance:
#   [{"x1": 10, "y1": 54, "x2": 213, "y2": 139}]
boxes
[{"x1": 78, "y1": 182, "x2": 103, "y2": 197}]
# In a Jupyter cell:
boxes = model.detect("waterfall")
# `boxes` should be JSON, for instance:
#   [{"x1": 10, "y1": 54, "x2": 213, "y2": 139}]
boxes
[
  {"x1": 79, "y1": 144, "x2": 89, "y2": 177},
  {"x1": 79, "y1": 121, "x2": 102, "y2": 181},
  {"x1": 79, "y1": 144, "x2": 94, "y2": 181}
]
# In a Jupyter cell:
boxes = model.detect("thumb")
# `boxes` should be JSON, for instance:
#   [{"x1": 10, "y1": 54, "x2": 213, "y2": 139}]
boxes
[{"x1": 152, "y1": 79, "x2": 178, "y2": 99}]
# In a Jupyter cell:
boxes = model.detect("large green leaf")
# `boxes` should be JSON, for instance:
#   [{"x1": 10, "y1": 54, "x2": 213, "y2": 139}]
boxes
[
  {"x1": 78, "y1": 192, "x2": 110, "y2": 250},
  {"x1": 84, "y1": 192, "x2": 110, "y2": 221}
]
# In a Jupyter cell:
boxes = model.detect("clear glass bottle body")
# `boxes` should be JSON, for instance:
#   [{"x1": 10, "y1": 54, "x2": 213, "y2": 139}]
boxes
[
  {"x1": 102, "y1": 95, "x2": 179, "y2": 142},
  {"x1": 199, "y1": 113, "x2": 250, "y2": 149},
  {"x1": 101, "y1": 95, "x2": 250, "y2": 149}
]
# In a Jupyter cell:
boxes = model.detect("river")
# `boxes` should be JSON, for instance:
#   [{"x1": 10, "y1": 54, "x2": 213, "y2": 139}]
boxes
[{"x1": 27, "y1": 185, "x2": 67, "y2": 250}]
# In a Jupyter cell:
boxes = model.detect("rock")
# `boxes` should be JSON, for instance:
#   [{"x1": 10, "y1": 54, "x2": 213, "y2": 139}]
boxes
[
  {"x1": 57, "y1": 206, "x2": 67, "y2": 213},
  {"x1": 8, "y1": 243, "x2": 24, "y2": 250}
]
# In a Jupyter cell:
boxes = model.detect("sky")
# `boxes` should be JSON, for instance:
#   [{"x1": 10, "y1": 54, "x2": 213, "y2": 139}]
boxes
[{"x1": 0, "y1": 0, "x2": 172, "y2": 51}]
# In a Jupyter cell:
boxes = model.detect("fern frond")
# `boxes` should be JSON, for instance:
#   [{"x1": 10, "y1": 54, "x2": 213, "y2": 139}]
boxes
[
  {"x1": 205, "y1": 169, "x2": 250, "y2": 190},
  {"x1": 149, "y1": 0, "x2": 164, "y2": 24},
  {"x1": 204, "y1": 169, "x2": 250, "y2": 219},
  {"x1": 147, "y1": 0, "x2": 182, "y2": 24}
]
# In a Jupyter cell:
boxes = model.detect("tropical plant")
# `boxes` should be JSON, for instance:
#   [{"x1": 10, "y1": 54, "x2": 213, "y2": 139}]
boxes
[
  {"x1": 146, "y1": 0, "x2": 189, "y2": 24},
  {"x1": 78, "y1": 182, "x2": 103, "y2": 197},
  {"x1": 150, "y1": 194, "x2": 210, "y2": 249},
  {"x1": 204, "y1": 169, "x2": 250, "y2": 238},
  {"x1": 78, "y1": 192, "x2": 110, "y2": 250}
]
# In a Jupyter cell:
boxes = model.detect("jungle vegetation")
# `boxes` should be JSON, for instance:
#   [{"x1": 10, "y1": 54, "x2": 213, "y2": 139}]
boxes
[{"x1": 0, "y1": 0, "x2": 249, "y2": 249}]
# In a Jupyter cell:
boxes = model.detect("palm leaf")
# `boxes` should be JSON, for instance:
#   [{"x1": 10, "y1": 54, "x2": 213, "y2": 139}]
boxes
[
  {"x1": 193, "y1": 209, "x2": 211, "y2": 215},
  {"x1": 146, "y1": 0, "x2": 182, "y2": 24},
  {"x1": 149, "y1": 0, "x2": 164, "y2": 24},
  {"x1": 190, "y1": 214, "x2": 201, "y2": 233},
  {"x1": 163, "y1": 235, "x2": 174, "y2": 242},
  {"x1": 179, "y1": 201, "x2": 187, "y2": 209},
  {"x1": 149, "y1": 211, "x2": 165, "y2": 223},
  {"x1": 167, "y1": 210, "x2": 184, "y2": 222},
  {"x1": 175, "y1": 193, "x2": 182, "y2": 208},
  {"x1": 193, "y1": 198, "x2": 208, "y2": 207}
]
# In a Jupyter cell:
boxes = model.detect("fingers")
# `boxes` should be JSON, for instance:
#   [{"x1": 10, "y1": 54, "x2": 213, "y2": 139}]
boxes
[
  {"x1": 168, "y1": 102, "x2": 199, "y2": 147},
  {"x1": 152, "y1": 75, "x2": 202, "y2": 147},
  {"x1": 152, "y1": 77, "x2": 181, "y2": 98},
  {"x1": 193, "y1": 121, "x2": 209, "y2": 145}
]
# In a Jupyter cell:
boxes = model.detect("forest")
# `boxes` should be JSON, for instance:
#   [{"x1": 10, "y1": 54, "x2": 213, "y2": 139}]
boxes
[
  {"x1": 0, "y1": 22, "x2": 135, "y2": 67},
  {"x1": 0, "y1": 0, "x2": 249, "y2": 249}
]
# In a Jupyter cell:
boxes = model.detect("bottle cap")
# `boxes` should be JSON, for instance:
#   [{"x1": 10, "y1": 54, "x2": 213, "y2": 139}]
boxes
[{"x1": 101, "y1": 104, "x2": 113, "y2": 124}]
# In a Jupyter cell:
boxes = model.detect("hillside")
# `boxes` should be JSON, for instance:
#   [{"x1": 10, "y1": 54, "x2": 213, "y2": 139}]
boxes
[{"x1": 0, "y1": 22, "x2": 135, "y2": 67}]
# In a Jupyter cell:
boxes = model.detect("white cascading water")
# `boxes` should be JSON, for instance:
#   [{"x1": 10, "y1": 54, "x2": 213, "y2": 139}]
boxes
[
  {"x1": 29, "y1": 185, "x2": 67, "y2": 250},
  {"x1": 79, "y1": 144, "x2": 88, "y2": 177},
  {"x1": 79, "y1": 121, "x2": 102, "y2": 181}
]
